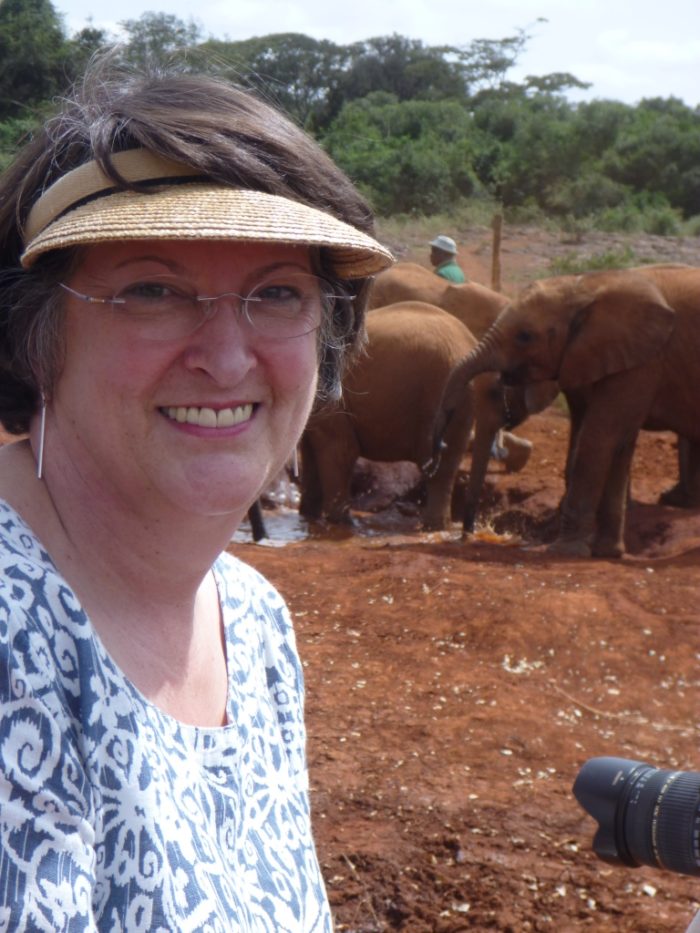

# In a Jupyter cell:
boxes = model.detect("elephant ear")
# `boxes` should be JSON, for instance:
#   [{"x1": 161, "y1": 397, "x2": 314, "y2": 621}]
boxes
[{"x1": 557, "y1": 276, "x2": 676, "y2": 390}]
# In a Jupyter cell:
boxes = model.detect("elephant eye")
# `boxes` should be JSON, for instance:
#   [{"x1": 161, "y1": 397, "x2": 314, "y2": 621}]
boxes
[{"x1": 515, "y1": 329, "x2": 535, "y2": 345}]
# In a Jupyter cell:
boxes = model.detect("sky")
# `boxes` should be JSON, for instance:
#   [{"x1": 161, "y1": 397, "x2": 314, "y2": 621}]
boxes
[{"x1": 55, "y1": 0, "x2": 700, "y2": 107}]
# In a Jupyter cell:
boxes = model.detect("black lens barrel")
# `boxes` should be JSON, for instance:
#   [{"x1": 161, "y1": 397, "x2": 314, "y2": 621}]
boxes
[{"x1": 573, "y1": 756, "x2": 700, "y2": 878}]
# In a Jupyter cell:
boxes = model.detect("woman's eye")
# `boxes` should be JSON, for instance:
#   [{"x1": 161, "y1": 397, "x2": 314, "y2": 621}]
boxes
[
  {"x1": 255, "y1": 284, "x2": 299, "y2": 303},
  {"x1": 121, "y1": 282, "x2": 175, "y2": 301}
]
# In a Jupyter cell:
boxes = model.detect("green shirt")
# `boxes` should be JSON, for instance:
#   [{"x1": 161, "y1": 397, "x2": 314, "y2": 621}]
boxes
[{"x1": 435, "y1": 259, "x2": 466, "y2": 283}]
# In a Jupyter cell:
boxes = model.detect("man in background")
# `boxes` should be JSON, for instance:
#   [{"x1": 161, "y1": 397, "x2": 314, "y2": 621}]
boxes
[{"x1": 429, "y1": 234, "x2": 466, "y2": 283}]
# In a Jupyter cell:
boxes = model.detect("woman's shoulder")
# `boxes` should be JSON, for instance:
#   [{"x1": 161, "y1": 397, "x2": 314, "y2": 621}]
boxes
[
  {"x1": 0, "y1": 498, "x2": 53, "y2": 568},
  {"x1": 214, "y1": 550, "x2": 301, "y2": 674},
  {"x1": 214, "y1": 549, "x2": 288, "y2": 616}
]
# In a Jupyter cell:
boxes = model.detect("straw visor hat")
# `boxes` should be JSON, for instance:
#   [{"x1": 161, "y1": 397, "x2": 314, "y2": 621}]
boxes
[{"x1": 21, "y1": 149, "x2": 394, "y2": 277}]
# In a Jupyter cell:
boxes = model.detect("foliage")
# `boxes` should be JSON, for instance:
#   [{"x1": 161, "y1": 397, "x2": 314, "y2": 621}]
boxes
[
  {"x1": 323, "y1": 94, "x2": 478, "y2": 215},
  {"x1": 602, "y1": 97, "x2": 700, "y2": 218},
  {"x1": 198, "y1": 33, "x2": 349, "y2": 130},
  {"x1": 595, "y1": 194, "x2": 683, "y2": 236},
  {"x1": 117, "y1": 12, "x2": 202, "y2": 68},
  {"x1": 548, "y1": 246, "x2": 642, "y2": 276},
  {"x1": 66, "y1": 25, "x2": 111, "y2": 73},
  {"x1": 0, "y1": 5, "x2": 698, "y2": 237},
  {"x1": 0, "y1": 112, "x2": 41, "y2": 171},
  {"x1": 0, "y1": 0, "x2": 72, "y2": 119},
  {"x1": 329, "y1": 34, "x2": 466, "y2": 113}
]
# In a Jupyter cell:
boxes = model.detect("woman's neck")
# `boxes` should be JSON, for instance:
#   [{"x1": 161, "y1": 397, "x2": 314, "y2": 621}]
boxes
[{"x1": 0, "y1": 438, "x2": 235, "y2": 726}]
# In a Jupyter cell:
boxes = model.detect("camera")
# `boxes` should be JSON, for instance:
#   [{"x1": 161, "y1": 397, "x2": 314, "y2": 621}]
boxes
[{"x1": 573, "y1": 756, "x2": 700, "y2": 877}]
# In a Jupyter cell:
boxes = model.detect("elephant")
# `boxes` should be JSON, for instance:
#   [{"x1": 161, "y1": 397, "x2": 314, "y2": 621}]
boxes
[
  {"x1": 437, "y1": 263, "x2": 700, "y2": 557},
  {"x1": 369, "y1": 261, "x2": 558, "y2": 469},
  {"x1": 300, "y1": 301, "x2": 476, "y2": 529},
  {"x1": 246, "y1": 500, "x2": 267, "y2": 541},
  {"x1": 368, "y1": 261, "x2": 509, "y2": 338},
  {"x1": 658, "y1": 436, "x2": 700, "y2": 507},
  {"x1": 299, "y1": 300, "x2": 541, "y2": 531}
]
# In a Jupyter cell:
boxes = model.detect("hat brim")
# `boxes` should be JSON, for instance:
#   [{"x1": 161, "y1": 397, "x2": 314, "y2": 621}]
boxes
[{"x1": 21, "y1": 183, "x2": 394, "y2": 278}]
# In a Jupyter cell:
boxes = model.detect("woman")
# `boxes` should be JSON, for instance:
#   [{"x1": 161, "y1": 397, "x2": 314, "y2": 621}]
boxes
[{"x1": 0, "y1": 60, "x2": 392, "y2": 929}]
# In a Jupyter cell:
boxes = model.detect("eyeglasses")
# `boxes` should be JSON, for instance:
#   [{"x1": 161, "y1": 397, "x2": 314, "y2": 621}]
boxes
[{"x1": 59, "y1": 271, "x2": 345, "y2": 342}]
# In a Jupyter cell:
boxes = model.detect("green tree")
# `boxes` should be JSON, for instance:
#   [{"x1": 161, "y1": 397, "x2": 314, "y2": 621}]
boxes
[
  {"x1": 66, "y1": 23, "x2": 111, "y2": 75},
  {"x1": 199, "y1": 33, "x2": 349, "y2": 129},
  {"x1": 332, "y1": 35, "x2": 466, "y2": 106},
  {"x1": 0, "y1": 0, "x2": 70, "y2": 119},
  {"x1": 603, "y1": 97, "x2": 700, "y2": 217},
  {"x1": 0, "y1": 112, "x2": 39, "y2": 170},
  {"x1": 118, "y1": 12, "x2": 202, "y2": 68},
  {"x1": 322, "y1": 93, "x2": 477, "y2": 215}
]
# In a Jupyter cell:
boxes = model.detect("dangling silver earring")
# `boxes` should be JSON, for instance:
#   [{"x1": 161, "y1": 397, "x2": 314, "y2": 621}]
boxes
[
  {"x1": 291, "y1": 445, "x2": 299, "y2": 480},
  {"x1": 36, "y1": 394, "x2": 46, "y2": 480}
]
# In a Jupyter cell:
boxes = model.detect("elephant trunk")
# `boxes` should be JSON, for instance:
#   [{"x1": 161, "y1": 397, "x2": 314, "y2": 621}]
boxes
[
  {"x1": 425, "y1": 330, "x2": 505, "y2": 476},
  {"x1": 447, "y1": 332, "x2": 507, "y2": 403}
]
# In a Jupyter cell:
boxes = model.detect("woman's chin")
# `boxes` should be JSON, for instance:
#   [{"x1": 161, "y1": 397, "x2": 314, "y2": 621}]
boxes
[{"x1": 153, "y1": 464, "x2": 264, "y2": 521}]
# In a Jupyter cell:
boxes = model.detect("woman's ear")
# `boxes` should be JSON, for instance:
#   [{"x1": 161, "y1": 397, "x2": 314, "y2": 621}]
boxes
[{"x1": 558, "y1": 278, "x2": 676, "y2": 390}]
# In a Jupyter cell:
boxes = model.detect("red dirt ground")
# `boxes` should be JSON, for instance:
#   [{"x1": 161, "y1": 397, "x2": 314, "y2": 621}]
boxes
[{"x1": 230, "y1": 226, "x2": 700, "y2": 932}]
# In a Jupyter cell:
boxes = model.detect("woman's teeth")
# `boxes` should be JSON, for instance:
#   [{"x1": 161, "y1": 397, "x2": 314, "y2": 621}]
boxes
[{"x1": 164, "y1": 404, "x2": 253, "y2": 428}]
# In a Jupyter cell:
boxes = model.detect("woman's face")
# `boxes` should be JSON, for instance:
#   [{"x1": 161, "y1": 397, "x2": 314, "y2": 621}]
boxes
[{"x1": 50, "y1": 239, "x2": 321, "y2": 521}]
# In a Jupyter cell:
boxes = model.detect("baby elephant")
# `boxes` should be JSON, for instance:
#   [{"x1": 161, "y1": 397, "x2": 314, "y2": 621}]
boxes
[
  {"x1": 300, "y1": 301, "x2": 475, "y2": 528},
  {"x1": 300, "y1": 301, "x2": 524, "y2": 530},
  {"x1": 439, "y1": 264, "x2": 700, "y2": 556}
]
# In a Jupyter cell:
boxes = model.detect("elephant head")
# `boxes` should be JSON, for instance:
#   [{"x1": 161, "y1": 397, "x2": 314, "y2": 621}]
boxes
[{"x1": 441, "y1": 269, "x2": 677, "y2": 412}]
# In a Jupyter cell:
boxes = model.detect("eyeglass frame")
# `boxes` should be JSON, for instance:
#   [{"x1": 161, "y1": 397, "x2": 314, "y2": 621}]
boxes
[{"x1": 58, "y1": 271, "x2": 350, "y2": 342}]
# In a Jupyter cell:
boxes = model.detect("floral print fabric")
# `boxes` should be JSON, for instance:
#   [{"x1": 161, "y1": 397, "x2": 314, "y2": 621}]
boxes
[{"x1": 0, "y1": 502, "x2": 331, "y2": 931}]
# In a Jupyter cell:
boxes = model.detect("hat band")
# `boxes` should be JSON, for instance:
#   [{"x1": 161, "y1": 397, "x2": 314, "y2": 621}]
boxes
[
  {"x1": 21, "y1": 149, "x2": 396, "y2": 278},
  {"x1": 23, "y1": 149, "x2": 203, "y2": 246}
]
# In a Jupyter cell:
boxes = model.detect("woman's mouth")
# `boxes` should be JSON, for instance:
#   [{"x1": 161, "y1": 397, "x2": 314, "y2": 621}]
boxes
[{"x1": 162, "y1": 404, "x2": 254, "y2": 428}]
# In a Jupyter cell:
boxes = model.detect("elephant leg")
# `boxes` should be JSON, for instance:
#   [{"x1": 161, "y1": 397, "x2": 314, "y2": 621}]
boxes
[
  {"x1": 423, "y1": 389, "x2": 474, "y2": 531},
  {"x1": 299, "y1": 417, "x2": 359, "y2": 523},
  {"x1": 462, "y1": 418, "x2": 497, "y2": 532},
  {"x1": 658, "y1": 437, "x2": 700, "y2": 507},
  {"x1": 552, "y1": 378, "x2": 651, "y2": 557},
  {"x1": 247, "y1": 499, "x2": 267, "y2": 541},
  {"x1": 683, "y1": 440, "x2": 700, "y2": 506},
  {"x1": 298, "y1": 434, "x2": 323, "y2": 519},
  {"x1": 592, "y1": 433, "x2": 638, "y2": 558},
  {"x1": 563, "y1": 392, "x2": 586, "y2": 492},
  {"x1": 460, "y1": 376, "x2": 505, "y2": 532}
]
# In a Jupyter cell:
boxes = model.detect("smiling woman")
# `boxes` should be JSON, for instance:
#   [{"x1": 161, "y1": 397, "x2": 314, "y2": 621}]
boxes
[{"x1": 0, "y1": 55, "x2": 393, "y2": 930}]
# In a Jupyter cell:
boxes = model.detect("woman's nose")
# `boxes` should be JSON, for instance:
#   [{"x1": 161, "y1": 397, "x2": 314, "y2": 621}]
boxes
[{"x1": 182, "y1": 296, "x2": 258, "y2": 380}]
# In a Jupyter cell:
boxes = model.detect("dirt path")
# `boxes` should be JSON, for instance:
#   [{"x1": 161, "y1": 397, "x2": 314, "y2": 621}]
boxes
[
  {"x1": 232, "y1": 411, "x2": 700, "y2": 932},
  {"x1": 231, "y1": 226, "x2": 700, "y2": 932}
]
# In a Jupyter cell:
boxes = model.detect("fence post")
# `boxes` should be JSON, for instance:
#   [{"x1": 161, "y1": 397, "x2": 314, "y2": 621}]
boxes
[{"x1": 491, "y1": 212, "x2": 503, "y2": 292}]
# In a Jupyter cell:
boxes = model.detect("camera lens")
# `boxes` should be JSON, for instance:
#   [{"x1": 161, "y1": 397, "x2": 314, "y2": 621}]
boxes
[{"x1": 573, "y1": 756, "x2": 700, "y2": 877}]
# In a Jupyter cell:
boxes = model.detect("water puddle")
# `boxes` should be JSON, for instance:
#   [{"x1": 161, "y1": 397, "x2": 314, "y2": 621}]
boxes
[{"x1": 232, "y1": 505, "x2": 467, "y2": 548}]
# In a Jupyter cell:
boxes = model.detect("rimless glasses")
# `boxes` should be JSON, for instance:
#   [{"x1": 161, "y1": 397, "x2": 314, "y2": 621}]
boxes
[{"x1": 60, "y1": 271, "x2": 346, "y2": 342}]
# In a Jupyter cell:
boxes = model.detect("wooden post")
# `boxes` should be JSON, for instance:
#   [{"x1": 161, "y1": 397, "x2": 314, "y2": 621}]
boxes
[{"x1": 491, "y1": 212, "x2": 503, "y2": 293}]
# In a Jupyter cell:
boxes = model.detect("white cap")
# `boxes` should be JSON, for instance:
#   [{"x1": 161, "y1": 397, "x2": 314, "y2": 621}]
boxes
[{"x1": 429, "y1": 234, "x2": 457, "y2": 254}]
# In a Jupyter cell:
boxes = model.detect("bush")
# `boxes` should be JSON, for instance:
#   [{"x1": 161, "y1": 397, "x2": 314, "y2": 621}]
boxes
[
  {"x1": 548, "y1": 246, "x2": 641, "y2": 275},
  {"x1": 323, "y1": 95, "x2": 481, "y2": 216},
  {"x1": 0, "y1": 113, "x2": 40, "y2": 171},
  {"x1": 680, "y1": 215, "x2": 700, "y2": 237},
  {"x1": 594, "y1": 192, "x2": 683, "y2": 235}
]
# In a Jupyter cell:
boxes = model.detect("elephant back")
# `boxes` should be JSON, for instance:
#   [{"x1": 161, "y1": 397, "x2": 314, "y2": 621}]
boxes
[
  {"x1": 344, "y1": 301, "x2": 477, "y2": 463},
  {"x1": 368, "y1": 261, "x2": 508, "y2": 341},
  {"x1": 440, "y1": 281, "x2": 509, "y2": 339},
  {"x1": 367, "y1": 262, "x2": 450, "y2": 310}
]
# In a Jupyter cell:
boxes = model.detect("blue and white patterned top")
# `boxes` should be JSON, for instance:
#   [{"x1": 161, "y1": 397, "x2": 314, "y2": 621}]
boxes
[{"x1": 0, "y1": 501, "x2": 332, "y2": 931}]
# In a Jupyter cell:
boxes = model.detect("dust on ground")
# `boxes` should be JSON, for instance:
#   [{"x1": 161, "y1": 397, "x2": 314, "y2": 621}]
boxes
[{"x1": 230, "y1": 226, "x2": 700, "y2": 932}]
